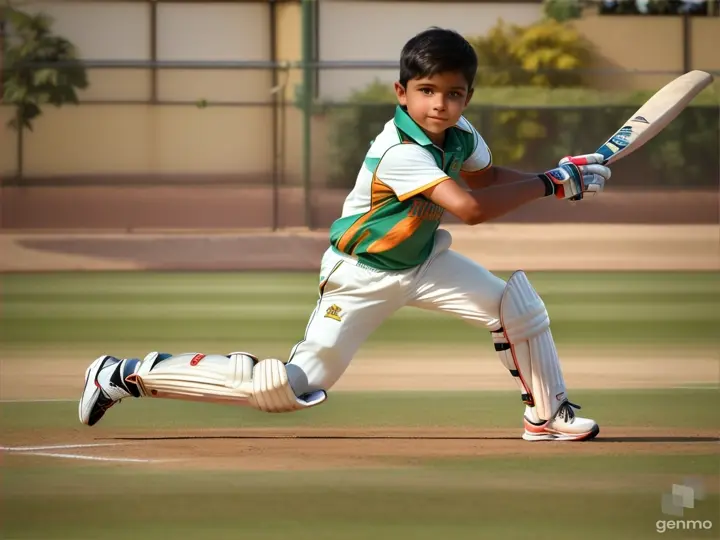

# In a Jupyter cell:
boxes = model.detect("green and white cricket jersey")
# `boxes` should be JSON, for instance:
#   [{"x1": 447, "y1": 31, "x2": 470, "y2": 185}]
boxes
[{"x1": 329, "y1": 106, "x2": 492, "y2": 271}]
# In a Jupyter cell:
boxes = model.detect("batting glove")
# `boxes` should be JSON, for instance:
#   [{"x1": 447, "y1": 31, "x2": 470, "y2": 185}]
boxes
[
  {"x1": 539, "y1": 161, "x2": 585, "y2": 201},
  {"x1": 559, "y1": 153, "x2": 611, "y2": 198}
]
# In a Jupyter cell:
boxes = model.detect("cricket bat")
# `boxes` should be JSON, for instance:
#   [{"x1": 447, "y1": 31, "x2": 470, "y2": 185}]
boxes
[{"x1": 568, "y1": 70, "x2": 714, "y2": 200}]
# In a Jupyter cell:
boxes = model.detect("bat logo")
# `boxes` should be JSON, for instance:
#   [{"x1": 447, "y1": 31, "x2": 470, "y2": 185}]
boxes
[
  {"x1": 609, "y1": 126, "x2": 632, "y2": 149},
  {"x1": 631, "y1": 115, "x2": 649, "y2": 124}
]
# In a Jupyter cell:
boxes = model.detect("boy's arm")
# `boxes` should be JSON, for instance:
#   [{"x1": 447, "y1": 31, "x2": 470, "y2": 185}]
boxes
[
  {"x1": 425, "y1": 162, "x2": 596, "y2": 225},
  {"x1": 461, "y1": 165, "x2": 538, "y2": 191},
  {"x1": 425, "y1": 174, "x2": 550, "y2": 225}
]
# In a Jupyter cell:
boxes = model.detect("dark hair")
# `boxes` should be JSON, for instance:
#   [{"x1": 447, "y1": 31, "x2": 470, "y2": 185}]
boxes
[{"x1": 399, "y1": 27, "x2": 478, "y2": 89}]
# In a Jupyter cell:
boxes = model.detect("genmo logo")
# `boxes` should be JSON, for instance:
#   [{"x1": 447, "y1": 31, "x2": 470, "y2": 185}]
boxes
[
  {"x1": 657, "y1": 478, "x2": 713, "y2": 534},
  {"x1": 656, "y1": 520, "x2": 713, "y2": 534}
]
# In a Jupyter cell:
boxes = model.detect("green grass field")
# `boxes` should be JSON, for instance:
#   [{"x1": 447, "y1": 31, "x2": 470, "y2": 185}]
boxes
[
  {"x1": 2, "y1": 270, "x2": 719, "y2": 355},
  {"x1": 1, "y1": 271, "x2": 718, "y2": 539}
]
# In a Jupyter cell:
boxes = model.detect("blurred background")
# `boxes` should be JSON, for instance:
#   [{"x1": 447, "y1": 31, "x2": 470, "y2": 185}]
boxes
[{"x1": 0, "y1": 0, "x2": 718, "y2": 238}]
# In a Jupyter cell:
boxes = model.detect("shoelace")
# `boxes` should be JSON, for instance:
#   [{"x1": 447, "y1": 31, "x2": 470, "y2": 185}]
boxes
[{"x1": 555, "y1": 400, "x2": 582, "y2": 423}]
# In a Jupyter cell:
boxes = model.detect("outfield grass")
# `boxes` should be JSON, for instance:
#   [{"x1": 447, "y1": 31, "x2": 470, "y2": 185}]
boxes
[
  {"x1": 3, "y1": 466, "x2": 717, "y2": 540},
  {"x1": 1, "y1": 271, "x2": 718, "y2": 356}
]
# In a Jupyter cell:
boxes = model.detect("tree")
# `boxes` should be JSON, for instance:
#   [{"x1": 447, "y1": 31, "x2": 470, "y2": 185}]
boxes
[
  {"x1": 2, "y1": 4, "x2": 88, "y2": 179},
  {"x1": 543, "y1": 0, "x2": 584, "y2": 22},
  {"x1": 469, "y1": 19, "x2": 593, "y2": 89}
]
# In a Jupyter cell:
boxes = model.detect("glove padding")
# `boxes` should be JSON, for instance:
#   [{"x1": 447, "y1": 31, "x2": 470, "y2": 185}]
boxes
[
  {"x1": 541, "y1": 153, "x2": 611, "y2": 201},
  {"x1": 559, "y1": 153, "x2": 611, "y2": 198}
]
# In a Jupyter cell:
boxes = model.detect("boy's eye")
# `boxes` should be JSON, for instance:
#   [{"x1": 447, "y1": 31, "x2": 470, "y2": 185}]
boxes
[
  {"x1": 420, "y1": 88, "x2": 433, "y2": 95},
  {"x1": 449, "y1": 91, "x2": 464, "y2": 98}
]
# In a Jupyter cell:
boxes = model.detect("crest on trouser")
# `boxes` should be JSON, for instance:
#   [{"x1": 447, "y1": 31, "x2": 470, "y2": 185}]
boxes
[{"x1": 324, "y1": 304, "x2": 343, "y2": 322}]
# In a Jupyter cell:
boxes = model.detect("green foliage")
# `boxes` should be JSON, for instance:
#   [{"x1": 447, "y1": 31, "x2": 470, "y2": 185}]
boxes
[
  {"x1": 2, "y1": 5, "x2": 88, "y2": 132},
  {"x1": 543, "y1": 0, "x2": 584, "y2": 22},
  {"x1": 322, "y1": 82, "x2": 718, "y2": 190},
  {"x1": 469, "y1": 19, "x2": 593, "y2": 89}
]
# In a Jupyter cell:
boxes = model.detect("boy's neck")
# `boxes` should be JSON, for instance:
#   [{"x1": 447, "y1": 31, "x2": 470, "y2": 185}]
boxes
[{"x1": 424, "y1": 129, "x2": 446, "y2": 148}]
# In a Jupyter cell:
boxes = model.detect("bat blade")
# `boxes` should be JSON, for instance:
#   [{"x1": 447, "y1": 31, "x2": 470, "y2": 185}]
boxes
[{"x1": 595, "y1": 70, "x2": 714, "y2": 165}]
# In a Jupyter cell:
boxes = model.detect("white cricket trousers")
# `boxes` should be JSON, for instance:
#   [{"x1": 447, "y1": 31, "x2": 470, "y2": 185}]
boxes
[{"x1": 285, "y1": 229, "x2": 507, "y2": 396}]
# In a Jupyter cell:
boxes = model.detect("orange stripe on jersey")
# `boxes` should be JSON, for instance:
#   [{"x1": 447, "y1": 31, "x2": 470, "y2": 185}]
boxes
[
  {"x1": 371, "y1": 177, "x2": 395, "y2": 207},
  {"x1": 349, "y1": 230, "x2": 371, "y2": 255},
  {"x1": 366, "y1": 215, "x2": 424, "y2": 254},
  {"x1": 336, "y1": 175, "x2": 395, "y2": 253}
]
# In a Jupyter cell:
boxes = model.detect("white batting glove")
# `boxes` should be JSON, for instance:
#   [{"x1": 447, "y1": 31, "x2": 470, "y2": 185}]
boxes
[{"x1": 559, "y1": 153, "x2": 611, "y2": 198}]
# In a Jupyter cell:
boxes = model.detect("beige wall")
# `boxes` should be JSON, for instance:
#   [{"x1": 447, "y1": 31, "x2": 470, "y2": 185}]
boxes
[
  {"x1": 1, "y1": 108, "x2": 18, "y2": 177},
  {"x1": 691, "y1": 17, "x2": 720, "y2": 72},
  {"x1": 20, "y1": 105, "x2": 272, "y2": 176},
  {"x1": 573, "y1": 15, "x2": 720, "y2": 90}
]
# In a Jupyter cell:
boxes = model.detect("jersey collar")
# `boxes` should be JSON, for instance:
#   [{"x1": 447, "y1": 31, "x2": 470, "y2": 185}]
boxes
[
  {"x1": 393, "y1": 106, "x2": 463, "y2": 153},
  {"x1": 393, "y1": 106, "x2": 433, "y2": 146}
]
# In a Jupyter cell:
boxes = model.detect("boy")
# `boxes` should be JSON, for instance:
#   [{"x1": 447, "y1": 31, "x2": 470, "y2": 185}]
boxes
[{"x1": 80, "y1": 28, "x2": 610, "y2": 441}]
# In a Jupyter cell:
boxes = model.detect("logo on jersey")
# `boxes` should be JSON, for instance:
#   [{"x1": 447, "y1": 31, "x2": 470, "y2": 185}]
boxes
[
  {"x1": 409, "y1": 199, "x2": 444, "y2": 221},
  {"x1": 324, "y1": 304, "x2": 343, "y2": 322},
  {"x1": 631, "y1": 115, "x2": 649, "y2": 124}
]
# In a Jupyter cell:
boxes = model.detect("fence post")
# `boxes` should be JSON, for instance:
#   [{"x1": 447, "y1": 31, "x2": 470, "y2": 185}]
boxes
[{"x1": 301, "y1": 0, "x2": 314, "y2": 230}]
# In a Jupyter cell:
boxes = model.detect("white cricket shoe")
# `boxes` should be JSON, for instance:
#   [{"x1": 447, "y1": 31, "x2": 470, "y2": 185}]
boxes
[
  {"x1": 79, "y1": 355, "x2": 140, "y2": 426},
  {"x1": 522, "y1": 401, "x2": 599, "y2": 442}
]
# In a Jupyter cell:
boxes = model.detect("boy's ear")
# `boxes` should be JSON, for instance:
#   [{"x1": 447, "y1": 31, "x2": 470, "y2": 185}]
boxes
[
  {"x1": 394, "y1": 82, "x2": 408, "y2": 106},
  {"x1": 465, "y1": 88, "x2": 474, "y2": 106}
]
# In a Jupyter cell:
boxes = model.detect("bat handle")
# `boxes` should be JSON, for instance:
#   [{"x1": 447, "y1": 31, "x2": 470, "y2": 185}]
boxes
[{"x1": 562, "y1": 156, "x2": 585, "y2": 201}]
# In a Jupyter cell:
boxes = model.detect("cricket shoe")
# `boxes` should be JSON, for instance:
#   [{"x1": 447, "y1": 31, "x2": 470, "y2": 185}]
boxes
[
  {"x1": 79, "y1": 355, "x2": 141, "y2": 426},
  {"x1": 522, "y1": 400, "x2": 599, "y2": 442}
]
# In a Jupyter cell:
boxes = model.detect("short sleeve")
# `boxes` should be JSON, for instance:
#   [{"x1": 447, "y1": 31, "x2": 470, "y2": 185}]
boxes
[
  {"x1": 375, "y1": 144, "x2": 450, "y2": 201},
  {"x1": 459, "y1": 120, "x2": 492, "y2": 172}
]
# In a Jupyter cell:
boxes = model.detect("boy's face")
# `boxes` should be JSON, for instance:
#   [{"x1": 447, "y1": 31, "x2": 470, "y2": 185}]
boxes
[{"x1": 394, "y1": 71, "x2": 473, "y2": 145}]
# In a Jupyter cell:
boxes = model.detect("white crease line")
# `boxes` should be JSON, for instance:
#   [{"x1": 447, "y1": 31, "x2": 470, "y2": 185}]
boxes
[
  {"x1": 16, "y1": 451, "x2": 167, "y2": 464},
  {"x1": 0, "y1": 399, "x2": 74, "y2": 403},
  {"x1": 1, "y1": 443, "x2": 127, "y2": 452}
]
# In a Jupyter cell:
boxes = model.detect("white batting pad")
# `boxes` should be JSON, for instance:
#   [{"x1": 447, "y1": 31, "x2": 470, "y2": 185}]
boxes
[
  {"x1": 133, "y1": 352, "x2": 256, "y2": 404},
  {"x1": 499, "y1": 271, "x2": 567, "y2": 421},
  {"x1": 133, "y1": 352, "x2": 326, "y2": 413},
  {"x1": 250, "y1": 358, "x2": 327, "y2": 413}
]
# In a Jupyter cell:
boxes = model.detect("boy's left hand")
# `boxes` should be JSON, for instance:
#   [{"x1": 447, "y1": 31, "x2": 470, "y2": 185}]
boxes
[{"x1": 559, "y1": 153, "x2": 611, "y2": 198}]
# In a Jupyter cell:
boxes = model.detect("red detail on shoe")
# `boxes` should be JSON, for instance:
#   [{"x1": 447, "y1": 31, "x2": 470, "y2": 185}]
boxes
[
  {"x1": 95, "y1": 380, "x2": 102, "y2": 389},
  {"x1": 190, "y1": 354, "x2": 205, "y2": 366},
  {"x1": 523, "y1": 417, "x2": 549, "y2": 434},
  {"x1": 125, "y1": 374, "x2": 138, "y2": 384},
  {"x1": 151, "y1": 389, "x2": 158, "y2": 396}
]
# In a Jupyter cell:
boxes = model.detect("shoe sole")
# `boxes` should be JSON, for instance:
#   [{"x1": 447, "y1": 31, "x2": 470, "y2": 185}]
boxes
[
  {"x1": 78, "y1": 356, "x2": 108, "y2": 426},
  {"x1": 522, "y1": 424, "x2": 600, "y2": 442}
]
